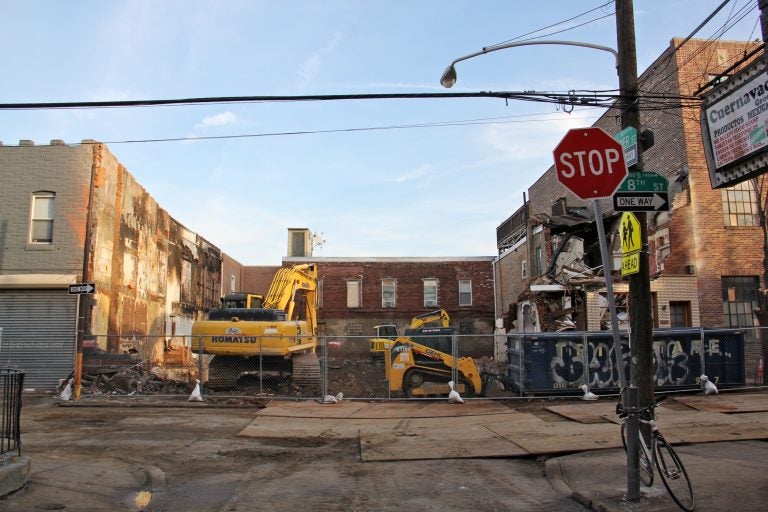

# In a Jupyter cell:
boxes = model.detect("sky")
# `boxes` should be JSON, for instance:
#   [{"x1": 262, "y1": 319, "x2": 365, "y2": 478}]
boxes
[{"x1": 0, "y1": 1, "x2": 762, "y2": 264}]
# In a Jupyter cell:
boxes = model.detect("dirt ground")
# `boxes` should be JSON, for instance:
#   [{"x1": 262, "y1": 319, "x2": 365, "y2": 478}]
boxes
[{"x1": 0, "y1": 395, "x2": 588, "y2": 512}]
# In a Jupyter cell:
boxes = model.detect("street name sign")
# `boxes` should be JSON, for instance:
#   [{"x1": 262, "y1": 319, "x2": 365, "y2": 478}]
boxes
[
  {"x1": 553, "y1": 127, "x2": 628, "y2": 200},
  {"x1": 614, "y1": 171, "x2": 670, "y2": 212},
  {"x1": 69, "y1": 282, "x2": 95, "y2": 294},
  {"x1": 615, "y1": 126, "x2": 638, "y2": 167}
]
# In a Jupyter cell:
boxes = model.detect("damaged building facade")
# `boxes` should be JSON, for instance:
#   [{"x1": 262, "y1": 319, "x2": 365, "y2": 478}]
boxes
[
  {"x1": 0, "y1": 140, "x2": 236, "y2": 388},
  {"x1": 494, "y1": 38, "x2": 767, "y2": 338}
]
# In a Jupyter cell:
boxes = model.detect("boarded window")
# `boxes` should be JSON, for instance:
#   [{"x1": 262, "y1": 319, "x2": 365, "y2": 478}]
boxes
[{"x1": 347, "y1": 279, "x2": 361, "y2": 308}]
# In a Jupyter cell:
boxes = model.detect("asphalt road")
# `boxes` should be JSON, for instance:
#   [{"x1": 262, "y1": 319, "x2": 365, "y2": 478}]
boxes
[{"x1": 0, "y1": 397, "x2": 587, "y2": 512}]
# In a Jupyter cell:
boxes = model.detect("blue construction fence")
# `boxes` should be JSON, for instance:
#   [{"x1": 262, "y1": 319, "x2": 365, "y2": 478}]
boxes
[{"x1": 506, "y1": 328, "x2": 752, "y2": 396}]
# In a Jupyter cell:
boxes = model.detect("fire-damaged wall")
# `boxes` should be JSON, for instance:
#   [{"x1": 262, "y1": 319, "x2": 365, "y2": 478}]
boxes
[{"x1": 87, "y1": 143, "x2": 222, "y2": 360}]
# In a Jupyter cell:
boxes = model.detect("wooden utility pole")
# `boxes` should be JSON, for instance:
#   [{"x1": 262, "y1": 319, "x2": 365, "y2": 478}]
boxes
[{"x1": 615, "y1": 0, "x2": 652, "y2": 406}]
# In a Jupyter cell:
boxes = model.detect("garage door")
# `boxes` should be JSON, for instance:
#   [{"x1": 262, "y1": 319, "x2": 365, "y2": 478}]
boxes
[{"x1": 0, "y1": 289, "x2": 77, "y2": 390}]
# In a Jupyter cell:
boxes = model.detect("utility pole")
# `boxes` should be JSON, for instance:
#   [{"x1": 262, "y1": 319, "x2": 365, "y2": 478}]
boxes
[
  {"x1": 615, "y1": 0, "x2": 650, "y2": 501},
  {"x1": 616, "y1": 0, "x2": 651, "y2": 403}
]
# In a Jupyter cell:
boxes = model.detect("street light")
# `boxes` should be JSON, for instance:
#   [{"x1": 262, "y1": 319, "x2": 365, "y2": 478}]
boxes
[
  {"x1": 439, "y1": 37, "x2": 644, "y2": 501},
  {"x1": 439, "y1": 40, "x2": 619, "y2": 89}
]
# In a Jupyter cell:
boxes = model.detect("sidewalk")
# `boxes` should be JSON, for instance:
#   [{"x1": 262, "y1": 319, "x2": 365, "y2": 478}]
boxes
[{"x1": 546, "y1": 440, "x2": 768, "y2": 511}]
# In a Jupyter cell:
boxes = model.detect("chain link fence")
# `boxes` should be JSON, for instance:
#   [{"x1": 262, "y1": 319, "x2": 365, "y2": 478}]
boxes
[{"x1": 19, "y1": 327, "x2": 767, "y2": 400}]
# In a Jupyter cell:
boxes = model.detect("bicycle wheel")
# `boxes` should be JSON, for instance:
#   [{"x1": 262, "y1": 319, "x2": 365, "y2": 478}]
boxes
[
  {"x1": 620, "y1": 421, "x2": 654, "y2": 486},
  {"x1": 654, "y1": 435, "x2": 694, "y2": 512}
]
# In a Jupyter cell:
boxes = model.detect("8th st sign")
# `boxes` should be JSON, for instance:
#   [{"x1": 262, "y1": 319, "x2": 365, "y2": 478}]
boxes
[{"x1": 553, "y1": 127, "x2": 628, "y2": 200}]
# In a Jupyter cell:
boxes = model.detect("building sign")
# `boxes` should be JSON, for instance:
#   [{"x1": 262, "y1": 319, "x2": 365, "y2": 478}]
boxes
[{"x1": 701, "y1": 55, "x2": 768, "y2": 188}]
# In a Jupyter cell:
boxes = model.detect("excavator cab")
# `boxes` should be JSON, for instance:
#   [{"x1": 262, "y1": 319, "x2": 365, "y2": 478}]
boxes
[{"x1": 369, "y1": 324, "x2": 398, "y2": 359}]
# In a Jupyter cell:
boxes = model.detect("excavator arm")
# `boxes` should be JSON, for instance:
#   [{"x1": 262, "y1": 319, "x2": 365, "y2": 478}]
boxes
[
  {"x1": 262, "y1": 264, "x2": 318, "y2": 332},
  {"x1": 409, "y1": 309, "x2": 451, "y2": 329}
]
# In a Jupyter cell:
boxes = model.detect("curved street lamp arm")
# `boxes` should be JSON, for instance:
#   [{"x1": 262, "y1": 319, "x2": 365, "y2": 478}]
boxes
[{"x1": 440, "y1": 40, "x2": 619, "y2": 88}]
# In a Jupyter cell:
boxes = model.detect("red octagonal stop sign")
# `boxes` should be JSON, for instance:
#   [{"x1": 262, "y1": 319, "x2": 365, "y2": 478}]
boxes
[{"x1": 553, "y1": 127, "x2": 627, "y2": 200}]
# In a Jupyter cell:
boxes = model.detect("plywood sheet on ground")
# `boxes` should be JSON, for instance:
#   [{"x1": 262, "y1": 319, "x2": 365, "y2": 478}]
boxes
[
  {"x1": 239, "y1": 416, "x2": 385, "y2": 439},
  {"x1": 240, "y1": 411, "x2": 544, "y2": 440},
  {"x1": 673, "y1": 393, "x2": 768, "y2": 413},
  {"x1": 545, "y1": 402, "x2": 618, "y2": 423},
  {"x1": 488, "y1": 420, "x2": 622, "y2": 454},
  {"x1": 654, "y1": 410, "x2": 768, "y2": 444},
  {"x1": 360, "y1": 423, "x2": 529, "y2": 461},
  {"x1": 255, "y1": 400, "x2": 515, "y2": 419}
]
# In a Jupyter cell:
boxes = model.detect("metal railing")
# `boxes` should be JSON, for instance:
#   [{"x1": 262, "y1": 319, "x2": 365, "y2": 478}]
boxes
[{"x1": 0, "y1": 369, "x2": 24, "y2": 457}]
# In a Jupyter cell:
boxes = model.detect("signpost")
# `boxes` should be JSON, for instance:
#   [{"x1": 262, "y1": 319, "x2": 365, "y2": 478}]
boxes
[
  {"x1": 553, "y1": 127, "x2": 629, "y2": 200},
  {"x1": 553, "y1": 127, "x2": 628, "y2": 394}
]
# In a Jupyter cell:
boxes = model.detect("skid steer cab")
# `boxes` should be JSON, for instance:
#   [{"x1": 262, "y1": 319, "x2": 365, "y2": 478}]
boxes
[{"x1": 384, "y1": 327, "x2": 482, "y2": 398}]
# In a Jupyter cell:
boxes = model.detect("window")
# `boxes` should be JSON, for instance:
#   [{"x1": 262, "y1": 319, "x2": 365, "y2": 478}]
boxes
[
  {"x1": 230, "y1": 274, "x2": 236, "y2": 293},
  {"x1": 30, "y1": 191, "x2": 55, "y2": 244},
  {"x1": 381, "y1": 278, "x2": 396, "y2": 308},
  {"x1": 346, "y1": 279, "x2": 361, "y2": 308},
  {"x1": 459, "y1": 280, "x2": 472, "y2": 306},
  {"x1": 669, "y1": 301, "x2": 692, "y2": 328},
  {"x1": 722, "y1": 181, "x2": 760, "y2": 227},
  {"x1": 423, "y1": 278, "x2": 438, "y2": 307},
  {"x1": 522, "y1": 260, "x2": 527, "y2": 279},
  {"x1": 722, "y1": 276, "x2": 759, "y2": 327}
]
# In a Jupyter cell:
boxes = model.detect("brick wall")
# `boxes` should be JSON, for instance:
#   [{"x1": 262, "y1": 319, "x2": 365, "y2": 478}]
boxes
[{"x1": 283, "y1": 257, "x2": 495, "y2": 337}]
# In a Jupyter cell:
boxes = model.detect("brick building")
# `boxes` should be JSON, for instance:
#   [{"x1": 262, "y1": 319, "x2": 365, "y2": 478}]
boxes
[
  {"x1": 282, "y1": 253, "x2": 496, "y2": 340},
  {"x1": 494, "y1": 38, "x2": 767, "y2": 334},
  {"x1": 0, "y1": 140, "x2": 241, "y2": 388}
]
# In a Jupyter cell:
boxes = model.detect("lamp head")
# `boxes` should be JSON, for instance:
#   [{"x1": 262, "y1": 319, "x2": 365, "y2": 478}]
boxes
[{"x1": 440, "y1": 65, "x2": 457, "y2": 88}]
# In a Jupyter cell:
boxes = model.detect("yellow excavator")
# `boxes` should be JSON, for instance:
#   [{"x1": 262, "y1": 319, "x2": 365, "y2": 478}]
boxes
[
  {"x1": 375, "y1": 310, "x2": 483, "y2": 397},
  {"x1": 191, "y1": 264, "x2": 319, "y2": 389}
]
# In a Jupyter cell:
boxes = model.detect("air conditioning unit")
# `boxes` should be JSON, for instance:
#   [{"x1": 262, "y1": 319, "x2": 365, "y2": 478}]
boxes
[
  {"x1": 685, "y1": 264, "x2": 696, "y2": 274},
  {"x1": 552, "y1": 198, "x2": 567, "y2": 217}
]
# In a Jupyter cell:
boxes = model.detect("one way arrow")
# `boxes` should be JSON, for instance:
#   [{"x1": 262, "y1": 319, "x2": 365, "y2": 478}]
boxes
[{"x1": 613, "y1": 192, "x2": 670, "y2": 212}]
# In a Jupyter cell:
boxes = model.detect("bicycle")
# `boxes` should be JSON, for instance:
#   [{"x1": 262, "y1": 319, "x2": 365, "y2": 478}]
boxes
[{"x1": 616, "y1": 394, "x2": 695, "y2": 512}]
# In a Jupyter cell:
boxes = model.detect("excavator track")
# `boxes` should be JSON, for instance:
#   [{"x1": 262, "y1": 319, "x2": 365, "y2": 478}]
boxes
[
  {"x1": 402, "y1": 368, "x2": 474, "y2": 398},
  {"x1": 292, "y1": 352, "x2": 321, "y2": 388}
]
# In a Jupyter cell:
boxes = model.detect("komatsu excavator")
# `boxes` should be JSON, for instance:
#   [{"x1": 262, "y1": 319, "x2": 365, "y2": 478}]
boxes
[{"x1": 191, "y1": 264, "x2": 319, "y2": 389}]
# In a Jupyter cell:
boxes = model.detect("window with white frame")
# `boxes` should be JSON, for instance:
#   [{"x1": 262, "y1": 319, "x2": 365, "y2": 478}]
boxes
[
  {"x1": 30, "y1": 191, "x2": 55, "y2": 244},
  {"x1": 459, "y1": 280, "x2": 472, "y2": 306},
  {"x1": 522, "y1": 260, "x2": 527, "y2": 278},
  {"x1": 346, "y1": 279, "x2": 361, "y2": 308},
  {"x1": 423, "y1": 278, "x2": 438, "y2": 307},
  {"x1": 381, "y1": 278, "x2": 396, "y2": 308},
  {"x1": 722, "y1": 180, "x2": 760, "y2": 227},
  {"x1": 230, "y1": 274, "x2": 236, "y2": 293}
]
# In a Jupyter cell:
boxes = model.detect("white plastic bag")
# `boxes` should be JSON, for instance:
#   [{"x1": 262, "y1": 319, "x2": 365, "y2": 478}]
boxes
[
  {"x1": 60, "y1": 379, "x2": 73, "y2": 401},
  {"x1": 188, "y1": 379, "x2": 204, "y2": 402}
]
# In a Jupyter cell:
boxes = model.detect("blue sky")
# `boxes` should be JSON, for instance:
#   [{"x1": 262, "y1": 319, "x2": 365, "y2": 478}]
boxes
[{"x1": 0, "y1": 1, "x2": 761, "y2": 264}]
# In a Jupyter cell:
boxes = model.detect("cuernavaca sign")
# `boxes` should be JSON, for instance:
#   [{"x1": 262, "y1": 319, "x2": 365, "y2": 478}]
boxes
[{"x1": 704, "y1": 69, "x2": 768, "y2": 169}]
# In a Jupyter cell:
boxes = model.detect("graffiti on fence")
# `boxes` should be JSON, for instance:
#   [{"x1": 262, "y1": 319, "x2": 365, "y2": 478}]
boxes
[{"x1": 549, "y1": 339, "x2": 630, "y2": 389}]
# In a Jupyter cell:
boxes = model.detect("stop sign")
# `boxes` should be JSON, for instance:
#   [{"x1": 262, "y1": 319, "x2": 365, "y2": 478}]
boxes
[{"x1": 553, "y1": 127, "x2": 627, "y2": 200}]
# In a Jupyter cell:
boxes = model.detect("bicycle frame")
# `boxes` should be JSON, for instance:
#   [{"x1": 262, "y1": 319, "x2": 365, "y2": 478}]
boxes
[{"x1": 617, "y1": 394, "x2": 695, "y2": 512}]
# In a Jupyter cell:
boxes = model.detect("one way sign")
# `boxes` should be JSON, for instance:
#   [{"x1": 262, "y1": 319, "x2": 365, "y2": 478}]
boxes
[
  {"x1": 613, "y1": 192, "x2": 669, "y2": 212},
  {"x1": 69, "y1": 282, "x2": 96, "y2": 294}
]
